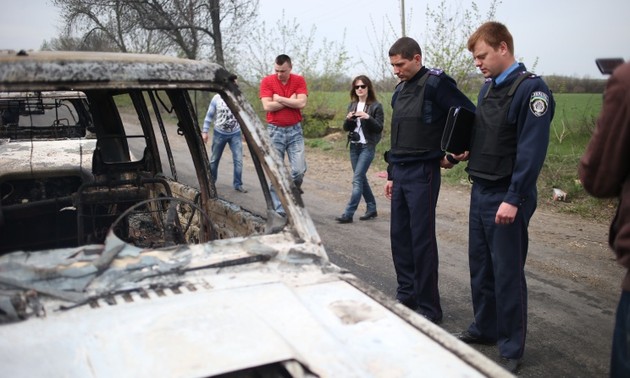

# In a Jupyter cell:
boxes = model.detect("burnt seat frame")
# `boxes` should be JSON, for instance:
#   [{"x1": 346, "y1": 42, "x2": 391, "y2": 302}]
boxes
[{"x1": 76, "y1": 146, "x2": 172, "y2": 245}]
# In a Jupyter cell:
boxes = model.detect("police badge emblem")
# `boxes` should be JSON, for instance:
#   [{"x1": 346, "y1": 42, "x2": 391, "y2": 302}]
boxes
[{"x1": 530, "y1": 91, "x2": 549, "y2": 117}]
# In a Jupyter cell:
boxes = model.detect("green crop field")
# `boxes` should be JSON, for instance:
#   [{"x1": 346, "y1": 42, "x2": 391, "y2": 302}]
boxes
[
  {"x1": 242, "y1": 89, "x2": 615, "y2": 222},
  {"x1": 541, "y1": 93, "x2": 602, "y2": 208}
]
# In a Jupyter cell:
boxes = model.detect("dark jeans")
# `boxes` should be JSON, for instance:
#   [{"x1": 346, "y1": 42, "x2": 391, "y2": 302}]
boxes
[
  {"x1": 611, "y1": 290, "x2": 630, "y2": 377},
  {"x1": 342, "y1": 143, "x2": 376, "y2": 218}
]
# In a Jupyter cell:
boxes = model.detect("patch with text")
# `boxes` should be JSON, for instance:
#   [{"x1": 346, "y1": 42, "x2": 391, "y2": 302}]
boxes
[{"x1": 529, "y1": 91, "x2": 549, "y2": 117}]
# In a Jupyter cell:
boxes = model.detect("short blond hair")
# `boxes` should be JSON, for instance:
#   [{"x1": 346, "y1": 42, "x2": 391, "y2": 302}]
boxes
[{"x1": 467, "y1": 21, "x2": 514, "y2": 55}]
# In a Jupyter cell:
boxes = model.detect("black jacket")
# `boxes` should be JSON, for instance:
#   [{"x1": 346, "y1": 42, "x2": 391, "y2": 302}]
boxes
[{"x1": 342, "y1": 101, "x2": 384, "y2": 146}]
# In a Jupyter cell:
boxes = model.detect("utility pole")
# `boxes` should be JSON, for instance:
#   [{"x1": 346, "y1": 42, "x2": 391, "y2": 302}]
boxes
[{"x1": 401, "y1": 0, "x2": 406, "y2": 36}]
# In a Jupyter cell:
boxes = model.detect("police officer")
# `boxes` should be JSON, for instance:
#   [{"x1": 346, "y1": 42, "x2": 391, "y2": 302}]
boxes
[
  {"x1": 384, "y1": 37, "x2": 475, "y2": 323},
  {"x1": 454, "y1": 22, "x2": 555, "y2": 374}
]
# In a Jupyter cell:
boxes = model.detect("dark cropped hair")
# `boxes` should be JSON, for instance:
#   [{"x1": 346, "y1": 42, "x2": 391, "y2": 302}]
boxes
[
  {"x1": 350, "y1": 75, "x2": 377, "y2": 105},
  {"x1": 275, "y1": 54, "x2": 292, "y2": 67},
  {"x1": 388, "y1": 37, "x2": 422, "y2": 60},
  {"x1": 467, "y1": 21, "x2": 514, "y2": 55}
]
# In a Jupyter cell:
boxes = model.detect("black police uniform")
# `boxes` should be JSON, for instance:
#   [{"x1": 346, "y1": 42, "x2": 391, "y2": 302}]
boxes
[
  {"x1": 388, "y1": 67, "x2": 475, "y2": 322},
  {"x1": 464, "y1": 63, "x2": 554, "y2": 360}
]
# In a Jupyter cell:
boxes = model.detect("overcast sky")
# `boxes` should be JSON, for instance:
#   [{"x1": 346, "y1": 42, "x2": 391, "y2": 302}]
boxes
[{"x1": 2, "y1": 0, "x2": 628, "y2": 78}]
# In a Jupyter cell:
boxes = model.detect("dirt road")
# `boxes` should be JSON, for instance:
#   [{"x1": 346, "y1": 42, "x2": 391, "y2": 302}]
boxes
[{"x1": 213, "y1": 142, "x2": 622, "y2": 377}]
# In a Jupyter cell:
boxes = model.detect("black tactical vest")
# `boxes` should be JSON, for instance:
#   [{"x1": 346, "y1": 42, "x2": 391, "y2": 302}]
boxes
[
  {"x1": 467, "y1": 72, "x2": 532, "y2": 181},
  {"x1": 390, "y1": 71, "x2": 444, "y2": 155}
]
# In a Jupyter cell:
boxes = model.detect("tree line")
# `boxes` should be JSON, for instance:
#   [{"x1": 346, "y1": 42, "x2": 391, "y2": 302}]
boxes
[{"x1": 43, "y1": 0, "x2": 604, "y2": 95}]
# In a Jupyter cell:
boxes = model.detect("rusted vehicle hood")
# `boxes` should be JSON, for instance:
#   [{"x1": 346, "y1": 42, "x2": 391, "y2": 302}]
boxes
[{"x1": 0, "y1": 233, "x2": 507, "y2": 377}]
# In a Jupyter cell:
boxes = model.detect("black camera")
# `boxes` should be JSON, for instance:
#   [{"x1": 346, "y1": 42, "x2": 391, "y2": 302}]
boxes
[
  {"x1": 348, "y1": 131, "x2": 360, "y2": 142},
  {"x1": 596, "y1": 58, "x2": 624, "y2": 75}
]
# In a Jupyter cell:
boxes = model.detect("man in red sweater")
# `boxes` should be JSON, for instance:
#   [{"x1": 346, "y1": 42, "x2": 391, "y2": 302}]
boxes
[{"x1": 259, "y1": 54, "x2": 308, "y2": 216}]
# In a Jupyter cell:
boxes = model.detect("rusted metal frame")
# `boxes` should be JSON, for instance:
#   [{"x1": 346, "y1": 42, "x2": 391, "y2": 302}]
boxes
[
  {"x1": 147, "y1": 90, "x2": 178, "y2": 180},
  {"x1": 216, "y1": 79, "x2": 276, "y2": 213},
  {"x1": 164, "y1": 89, "x2": 215, "y2": 206},
  {"x1": 85, "y1": 91, "x2": 133, "y2": 162},
  {"x1": 127, "y1": 90, "x2": 163, "y2": 175}
]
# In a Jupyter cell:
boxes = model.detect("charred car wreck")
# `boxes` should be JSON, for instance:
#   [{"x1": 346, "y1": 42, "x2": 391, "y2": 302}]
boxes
[
  {"x1": 0, "y1": 51, "x2": 508, "y2": 377},
  {"x1": 0, "y1": 90, "x2": 96, "y2": 252}
]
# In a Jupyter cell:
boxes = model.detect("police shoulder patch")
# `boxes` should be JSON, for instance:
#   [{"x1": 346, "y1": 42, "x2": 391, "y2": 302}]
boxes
[
  {"x1": 529, "y1": 91, "x2": 549, "y2": 117},
  {"x1": 428, "y1": 68, "x2": 444, "y2": 76}
]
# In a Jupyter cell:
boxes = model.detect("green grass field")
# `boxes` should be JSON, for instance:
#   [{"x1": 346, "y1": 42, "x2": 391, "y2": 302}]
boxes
[
  {"x1": 287, "y1": 91, "x2": 615, "y2": 222},
  {"x1": 541, "y1": 94, "x2": 601, "y2": 201}
]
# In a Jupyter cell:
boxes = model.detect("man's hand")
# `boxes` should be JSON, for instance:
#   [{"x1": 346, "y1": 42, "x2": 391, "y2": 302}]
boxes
[
  {"x1": 384, "y1": 180, "x2": 393, "y2": 200},
  {"x1": 440, "y1": 155, "x2": 455, "y2": 169},
  {"x1": 495, "y1": 202, "x2": 518, "y2": 224},
  {"x1": 261, "y1": 97, "x2": 284, "y2": 112},
  {"x1": 202, "y1": 132, "x2": 209, "y2": 144},
  {"x1": 273, "y1": 93, "x2": 297, "y2": 101},
  {"x1": 273, "y1": 93, "x2": 307, "y2": 109},
  {"x1": 272, "y1": 93, "x2": 284, "y2": 103},
  {"x1": 452, "y1": 151, "x2": 470, "y2": 161},
  {"x1": 441, "y1": 151, "x2": 469, "y2": 169}
]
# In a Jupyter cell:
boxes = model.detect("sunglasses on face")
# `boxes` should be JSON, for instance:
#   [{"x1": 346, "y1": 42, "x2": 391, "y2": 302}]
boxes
[{"x1": 354, "y1": 85, "x2": 367, "y2": 89}]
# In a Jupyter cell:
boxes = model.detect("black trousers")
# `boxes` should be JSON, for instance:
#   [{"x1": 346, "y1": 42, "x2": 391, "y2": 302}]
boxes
[
  {"x1": 466, "y1": 182, "x2": 537, "y2": 359},
  {"x1": 390, "y1": 159, "x2": 442, "y2": 321}
]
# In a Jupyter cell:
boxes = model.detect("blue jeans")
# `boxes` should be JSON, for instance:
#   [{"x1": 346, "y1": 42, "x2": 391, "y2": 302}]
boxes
[
  {"x1": 343, "y1": 143, "x2": 376, "y2": 218},
  {"x1": 267, "y1": 123, "x2": 307, "y2": 214},
  {"x1": 210, "y1": 130, "x2": 243, "y2": 189},
  {"x1": 611, "y1": 290, "x2": 630, "y2": 377}
]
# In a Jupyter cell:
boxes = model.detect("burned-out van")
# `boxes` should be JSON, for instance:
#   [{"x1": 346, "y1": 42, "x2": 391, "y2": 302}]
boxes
[{"x1": 0, "y1": 51, "x2": 508, "y2": 377}]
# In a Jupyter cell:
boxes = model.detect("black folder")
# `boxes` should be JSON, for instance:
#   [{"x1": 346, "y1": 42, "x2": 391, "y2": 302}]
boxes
[{"x1": 441, "y1": 106, "x2": 475, "y2": 154}]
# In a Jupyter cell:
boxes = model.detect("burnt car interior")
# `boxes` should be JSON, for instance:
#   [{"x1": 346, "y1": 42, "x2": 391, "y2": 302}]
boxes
[
  {"x1": 0, "y1": 87, "x2": 270, "y2": 254},
  {"x1": 0, "y1": 92, "x2": 95, "y2": 252},
  {"x1": 0, "y1": 91, "x2": 93, "y2": 139}
]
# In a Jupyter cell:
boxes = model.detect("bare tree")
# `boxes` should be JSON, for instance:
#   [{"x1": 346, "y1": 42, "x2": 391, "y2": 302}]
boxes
[
  {"x1": 51, "y1": 0, "x2": 258, "y2": 66},
  {"x1": 238, "y1": 11, "x2": 349, "y2": 86},
  {"x1": 51, "y1": 0, "x2": 169, "y2": 54},
  {"x1": 359, "y1": 15, "x2": 401, "y2": 92},
  {"x1": 125, "y1": 0, "x2": 259, "y2": 63},
  {"x1": 209, "y1": 0, "x2": 223, "y2": 63},
  {"x1": 42, "y1": 30, "x2": 119, "y2": 52},
  {"x1": 422, "y1": 0, "x2": 501, "y2": 91},
  {"x1": 358, "y1": 1, "x2": 500, "y2": 92},
  {"x1": 125, "y1": 0, "x2": 204, "y2": 59}
]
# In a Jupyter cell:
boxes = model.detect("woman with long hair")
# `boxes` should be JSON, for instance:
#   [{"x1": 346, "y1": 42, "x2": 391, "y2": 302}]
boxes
[{"x1": 335, "y1": 75, "x2": 384, "y2": 223}]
